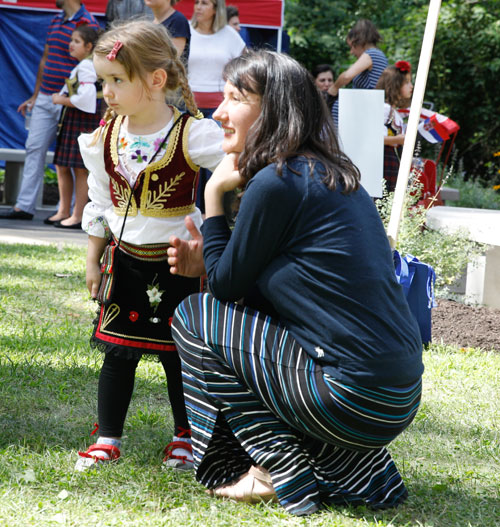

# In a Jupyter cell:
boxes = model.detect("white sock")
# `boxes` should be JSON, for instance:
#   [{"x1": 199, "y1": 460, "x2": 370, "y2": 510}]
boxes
[
  {"x1": 171, "y1": 436, "x2": 192, "y2": 461},
  {"x1": 91, "y1": 437, "x2": 122, "y2": 459}
]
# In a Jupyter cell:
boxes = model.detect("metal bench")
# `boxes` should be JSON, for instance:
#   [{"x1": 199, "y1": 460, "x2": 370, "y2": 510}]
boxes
[{"x1": 0, "y1": 148, "x2": 54, "y2": 207}]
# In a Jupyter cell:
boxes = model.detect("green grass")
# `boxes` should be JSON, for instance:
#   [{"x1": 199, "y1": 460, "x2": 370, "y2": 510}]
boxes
[{"x1": 0, "y1": 243, "x2": 499, "y2": 526}]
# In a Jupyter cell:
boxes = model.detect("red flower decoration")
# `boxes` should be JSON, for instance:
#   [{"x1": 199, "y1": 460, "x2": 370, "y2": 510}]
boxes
[
  {"x1": 129, "y1": 311, "x2": 139, "y2": 322},
  {"x1": 395, "y1": 60, "x2": 411, "y2": 73}
]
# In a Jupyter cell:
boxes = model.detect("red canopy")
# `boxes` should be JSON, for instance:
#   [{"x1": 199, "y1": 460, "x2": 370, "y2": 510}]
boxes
[{"x1": 0, "y1": 0, "x2": 284, "y2": 28}]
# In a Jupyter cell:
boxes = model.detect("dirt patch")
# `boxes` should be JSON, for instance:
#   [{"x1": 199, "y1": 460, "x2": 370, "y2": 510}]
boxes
[{"x1": 432, "y1": 298, "x2": 500, "y2": 351}]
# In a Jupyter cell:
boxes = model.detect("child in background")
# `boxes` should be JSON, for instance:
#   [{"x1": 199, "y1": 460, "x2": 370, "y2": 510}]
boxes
[
  {"x1": 47, "y1": 23, "x2": 102, "y2": 229},
  {"x1": 376, "y1": 60, "x2": 413, "y2": 193},
  {"x1": 75, "y1": 20, "x2": 224, "y2": 471}
]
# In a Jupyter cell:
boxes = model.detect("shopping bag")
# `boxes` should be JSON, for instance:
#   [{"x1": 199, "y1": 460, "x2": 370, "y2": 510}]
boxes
[{"x1": 394, "y1": 251, "x2": 437, "y2": 345}]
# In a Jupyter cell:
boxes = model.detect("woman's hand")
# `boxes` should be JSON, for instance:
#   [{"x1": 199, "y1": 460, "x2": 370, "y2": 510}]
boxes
[
  {"x1": 205, "y1": 153, "x2": 243, "y2": 218},
  {"x1": 209, "y1": 153, "x2": 243, "y2": 193},
  {"x1": 168, "y1": 216, "x2": 206, "y2": 277}
]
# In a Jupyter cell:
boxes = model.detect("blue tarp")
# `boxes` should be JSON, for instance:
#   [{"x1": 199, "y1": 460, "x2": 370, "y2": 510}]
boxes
[
  {"x1": 0, "y1": 8, "x2": 104, "y2": 152},
  {"x1": 0, "y1": 8, "x2": 283, "y2": 153}
]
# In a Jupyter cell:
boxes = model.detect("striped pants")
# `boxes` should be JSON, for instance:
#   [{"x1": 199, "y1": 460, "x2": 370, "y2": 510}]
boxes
[{"x1": 172, "y1": 293, "x2": 421, "y2": 516}]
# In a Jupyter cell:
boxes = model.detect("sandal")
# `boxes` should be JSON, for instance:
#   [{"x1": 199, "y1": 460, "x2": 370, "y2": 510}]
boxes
[
  {"x1": 163, "y1": 428, "x2": 194, "y2": 471},
  {"x1": 213, "y1": 466, "x2": 278, "y2": 503},
  {"x1": 74, "y1": 443, "x2": 121, "y2": 472}
]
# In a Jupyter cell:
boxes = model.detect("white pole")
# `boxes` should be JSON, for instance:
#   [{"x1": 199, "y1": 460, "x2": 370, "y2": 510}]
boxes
[
  {"x1": 386, "y1": 0, "x2": 442, "y2": 249},
  {"x1": 277, "y1": 0, "x2": 285, "y2": 52}
]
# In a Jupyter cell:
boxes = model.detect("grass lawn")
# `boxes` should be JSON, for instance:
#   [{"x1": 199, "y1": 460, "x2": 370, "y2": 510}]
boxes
[{"x1": 0, "y1": 242, "x2": 498, "y2": 527}]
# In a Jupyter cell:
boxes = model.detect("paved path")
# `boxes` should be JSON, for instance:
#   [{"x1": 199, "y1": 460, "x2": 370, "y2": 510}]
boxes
[{"x1": 0, "y1": 206, "x2": 87, "y2": 247}]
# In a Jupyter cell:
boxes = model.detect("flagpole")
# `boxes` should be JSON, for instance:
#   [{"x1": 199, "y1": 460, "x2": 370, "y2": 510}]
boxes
[{"x1": 386, "y1": 0, "x2": 442, "y2": 249}]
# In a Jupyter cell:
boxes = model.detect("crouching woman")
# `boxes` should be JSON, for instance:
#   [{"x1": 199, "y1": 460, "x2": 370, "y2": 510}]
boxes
[{"x1": 169, "y1": 49, "x2": 423, "y2": 516}]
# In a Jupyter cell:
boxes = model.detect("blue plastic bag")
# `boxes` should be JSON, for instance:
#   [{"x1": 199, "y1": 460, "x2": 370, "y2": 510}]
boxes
[{"x1": 394, "y1": 251, "x2": 437, "y2": 345}]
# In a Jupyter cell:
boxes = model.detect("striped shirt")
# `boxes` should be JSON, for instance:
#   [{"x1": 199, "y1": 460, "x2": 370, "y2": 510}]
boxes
[
  {"x1": 40, "y1": 5, "x2": 99, "y2": 95},
  {"x1": 352, "y1": 47, "x2": 388, "y2": 89}
]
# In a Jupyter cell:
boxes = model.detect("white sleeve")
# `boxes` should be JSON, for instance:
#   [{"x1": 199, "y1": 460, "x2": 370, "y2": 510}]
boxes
[
  {"x1": 383, "y1": 103, "x2": 391, "y2": 137},
  {"x1": 79, "y1": 131, "x2": 112, "y2": 239},
  {"x1": 69, "y1": 60, "x2": 97, "y2": 114},
  {"x1": 187, "y1": 118, "x2": 225, "y2": 172}
]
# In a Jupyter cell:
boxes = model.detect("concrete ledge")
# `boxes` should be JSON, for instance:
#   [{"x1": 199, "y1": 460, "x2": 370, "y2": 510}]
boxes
[
  {"x1": 0, "y1": 148, "x2": 54, "y2": 206},
  {"x1": 426, "y1": 206, "x2": 500, "y2": 307},
  {"x1": 426, "y1": 206, "x2": 500, "y2": 246}
]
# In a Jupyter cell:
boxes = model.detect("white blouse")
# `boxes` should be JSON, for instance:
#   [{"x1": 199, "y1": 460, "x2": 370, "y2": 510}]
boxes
[
  {"x1": 59, "y1": 58, "x2": 98, "y2": 114},
  {"x1": 383, "y1": 103, "x2": 405, "y2": 137},
  {"x1": 80, "y1": 114, "x2": 224, "y2": 244}
]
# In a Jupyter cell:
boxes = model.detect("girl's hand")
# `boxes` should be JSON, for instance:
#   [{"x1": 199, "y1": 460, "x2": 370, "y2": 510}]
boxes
[
  {"x1": 51, "y1": 93, "x2": 67, "y2": 106},
  {"x1": 86, "y1": 262, "x2": 102, "y2": 299},
  {"x1": 86, "y1": 235, "x2": 108, "y2": 299}
]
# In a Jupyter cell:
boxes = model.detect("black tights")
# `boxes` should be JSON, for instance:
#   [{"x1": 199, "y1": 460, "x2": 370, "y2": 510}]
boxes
[{"x1": 97, "y1": 352, "x2": 189, "y2": 438}]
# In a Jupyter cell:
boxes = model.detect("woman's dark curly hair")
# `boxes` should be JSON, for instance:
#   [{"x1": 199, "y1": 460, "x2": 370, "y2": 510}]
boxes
[{"x1": 223, "y1": 50, "x2": 360, "y2": 193}]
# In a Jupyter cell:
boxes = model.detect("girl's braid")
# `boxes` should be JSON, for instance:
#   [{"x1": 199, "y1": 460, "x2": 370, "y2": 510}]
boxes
[
  {"x1": 173, "y1": 58, "x2": 202, "y2": 119},
  {"x1": 90, "y1": 106, "x2": 117, "y2": 145}
]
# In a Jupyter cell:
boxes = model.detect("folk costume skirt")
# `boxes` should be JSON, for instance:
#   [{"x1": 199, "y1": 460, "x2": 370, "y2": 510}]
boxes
[
  {"x1": 172, "y1": 293, "x2": 422, "y2": 516},
  {"x1": 383, "y1": 145, "x2": 402, "y2": 194},
  {"x1": 53, "y1": 102, "x2": 102, "y2": 169},
  {"x1": 92, "y1": 238, "x2": 201, "y2": 359}
]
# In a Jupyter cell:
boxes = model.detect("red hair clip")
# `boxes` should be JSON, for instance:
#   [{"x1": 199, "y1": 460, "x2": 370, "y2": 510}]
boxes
[
  {"x1": 395, "y1": 60, "x2": 411, "y2": 73},
  {"x1": 107, "y1": 40, "x2": 123, "y2": 61}
]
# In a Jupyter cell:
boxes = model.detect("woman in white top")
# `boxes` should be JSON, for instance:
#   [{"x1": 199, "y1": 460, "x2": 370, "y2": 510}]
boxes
[
  {"x1": 188, "y1": 0, "x2": 245, "y2": 114},
  {"x1": 188, "y1": 0, "x2": 245, "y2": 211}
]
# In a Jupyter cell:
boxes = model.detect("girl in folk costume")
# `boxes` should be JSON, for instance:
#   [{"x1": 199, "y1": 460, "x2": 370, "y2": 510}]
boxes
[
  {"x1": 75, "y1": 20, "x2": 224, "y2": 471},
  {"x1": 48, "y1": 23, "x2": 102, "y2": 229},
  {"x1": 376, "y1": 61, "x2": 413, "y2": 193}
]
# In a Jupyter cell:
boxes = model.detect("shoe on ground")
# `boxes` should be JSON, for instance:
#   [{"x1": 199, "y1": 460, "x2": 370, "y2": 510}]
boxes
[
  {"x1": 163, "y1": 437, "x2": 194, "y2": 471},
  {"x1": 74, "y1": 443, "x2": 121, "y2": 472},
  {"x1": 43, "y1": 214, "x2": 68, "y2": 225},
  {"x1": 54, "y1": 220, "x2": 82, "y2": 230},
  {"x1": 0, "y1": 208, "x2": 33, "y2": 220}
]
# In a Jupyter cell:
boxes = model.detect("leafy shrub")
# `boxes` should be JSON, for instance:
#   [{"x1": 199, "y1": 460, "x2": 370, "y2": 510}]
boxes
[
  {"x1": 44, "y1": 166, "x2": 57, "y2": 185},
  {"x1": 447, "y1": 170, "x2": 500, "y2": 210}
]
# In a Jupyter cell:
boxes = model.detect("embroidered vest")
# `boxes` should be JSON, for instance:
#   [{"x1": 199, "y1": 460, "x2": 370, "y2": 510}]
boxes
[{"x1": 103, "y1": 110, "x2": 200, "y2": 218}]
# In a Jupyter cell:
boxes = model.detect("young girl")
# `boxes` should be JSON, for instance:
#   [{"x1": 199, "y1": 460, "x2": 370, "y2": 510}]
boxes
[
  {"x1": 75, "y1": 20, "x2": 224, "y2": 471},
  {"x1": 376, "y1": 60, "x2": 414, "y2": 193},
  {"x1": 47, "y1": 24, "x2": 102, "y2": 229}
]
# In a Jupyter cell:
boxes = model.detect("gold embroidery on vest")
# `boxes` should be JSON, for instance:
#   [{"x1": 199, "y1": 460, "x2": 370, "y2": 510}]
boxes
[
  {"x1": 144, "y1": 172, "x2": 186, "y2": 210},
  {"x1": 111, "y1": 178, "x2": 138, "y2": 216},
  {"x1": 109, "y1": 115, "x2": 123, "y2": 168},
  {"x1": 183, "y1": 117, "x2": 201, "y2": 172}
]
